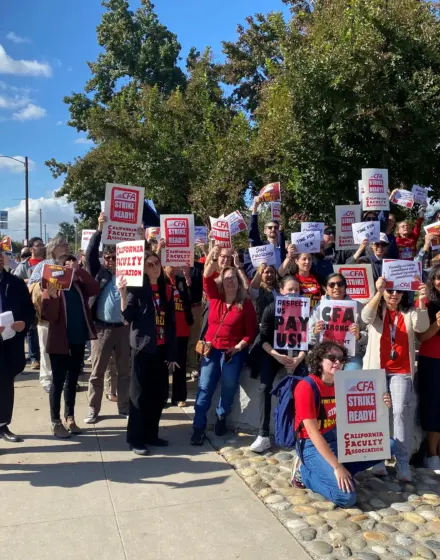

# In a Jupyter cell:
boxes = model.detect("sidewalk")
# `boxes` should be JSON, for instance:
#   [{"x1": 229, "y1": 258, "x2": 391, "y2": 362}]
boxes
[{"x1": 0, "y1": 369, "x2": 311, "y2": 560}]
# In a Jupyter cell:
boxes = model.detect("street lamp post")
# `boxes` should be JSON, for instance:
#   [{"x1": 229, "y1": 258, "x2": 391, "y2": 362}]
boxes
[{"x1": 0, "y1": 155, "x2": 29, "y2": 241}]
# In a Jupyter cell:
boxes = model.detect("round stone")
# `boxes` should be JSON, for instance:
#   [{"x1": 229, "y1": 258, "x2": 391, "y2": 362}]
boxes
[
  {"x1": 383, "y1": 514, "x2": 403, "y2": 524},
  {"x1": 275, "y1": 452, "x2": 293, "y2": 462},
  {"x1": 266, "y1": 458, "x2": 279, "y2": 465},
  {"x1": 224, "y1": 452, "x2": 243, "y2": 461},
  {"x1": 328, "y1": 529, "x2": 346, "y2": 543},
  {"x1": 294, "y1": 506, "x2": 318, "y2": 516},
  {"x1": 417, "y1": 504, "x2": 435, "y2": 511},
  {"x1": 270, "y1": 479, "x2": 291, "y2": 490},
  {"x1": 351, "y1": 515, "x2": 369, "y2": 523},
  {"x1": 414, "y1": 530, "x2": 434, "y2": 539},
  {"x1": 297, "y1": 528, "x2": 317, "y2": 542},
  {"x1": 238, "y1": 468, "x2": 257, "y2": 478},
  {"x1": 307, "y1": 491, "x2": 327, "y2": 502},
  {"x1": 363, "y1": 531, "x2": 389, "y2": 542},
  {"x1": 427, "y1": 520, "x2": 440, "y2": 532},
  {"x1": 229, "y1": 459, "x2": 251, "y2": 468},
  {"x1": 306, "y1": 515, "x2": 325, "y2": 526},
  {"x1": 242, "y1": 450, "x2": 259, "y2": 458},
  {"x1": 286, "y1": 519, "x2": 309, "y2": 531},
  {"x1": 250, "y1": 456, "x2": 267, "y2": 463},
  {"x1": 367, "y1": 511, "x2": 382, "y2": 522},
  {"x1": 424, "y1": 540, "x2": 440, "y2": 550},
  {"x1": 421, "y1": 477, "x2": 439, "y2": 486},
  {"x1": 350, "y1": 536, "x2": 367, "y2": 551},
  {"x1": 335, "y1": 520, "x2": 362, "y2": 536},
  {"x1": 369, "y1": 498, "x2": 387, "y2": 509},
  {"x1": 324, "y1": 510, "x2": 350, "y2": 522},
  {"x1": 289, "y1": 496, "x2": 310, "y2": 506},
  {"x1": 415, "y1": 545, "x2": 436, "y2": 559},
  {"x1": 220, "y1": 446, "x2": 235, "y2": 454},
  {"x1": 398, "y1": 521, "x2": 419, "y2": 534},
  {"x1": 391, "y1": 502, "x2": 415, "y2": 512},
  {"x1": 361, "y1": 519, "x2": 376, "y2": 531},
  {"x1": 246, "y1": 475, "x2": 261, "y2": 486},
  {"x1": 395, "y1": 534, "x2": 414, "y2": 546},
  {"x1": 408, "y1": 493, "x2": 423, "y2": 502},
  {"x1": 402, "y1": 512, "x2": 426, "y2": 524},
  {"x1": 371, "y1": 546, "x2": 387, "y2": 555},
  {"x1": 307, "y1": 541, "x2": 333, "y2": 556},
  {"x1": 379, "y1": 507, "x2": 399, "y2": 516},
  {"x1": 270, "y1": 501, "x2": 292, "y2": 512},
  {"x1": 278, "y1": 487, "x2": 303, "y2": 497},
  {"x1": 258, "y1": 487, "x2": 275, "y2": 498},
  {"x1": 261, "y1": 465, "x2": 280, "y2": 475},
  {"x1": 388, "y1": 545, "x2": 412, "y2": 558},
  {"x1": 278, "y1": 510, "x2": 302, "y2": 521},
  {"x1": 424, "y1": 493, "x2": 440, "y2": 500},
  {"x1": 250, "y1": 481, "x2": 268, "y2": 492},
  {"x1": 319, "y1": 524, "x2": 331, "y2": 535},
  {"x1": 356, "y1": 553, "x2": 379, "y2": 560},
  {"x1": 375, "y1": 522, "x2": 397, "y2": 533},
  {"x1": 312, "y1": 501, "x2": 336, "y2": 511},
  {"x1": 264, "y1": 494, "x2": 284, "y2": 504},
  {"x1": 340, "y1": 544, "x2": 352, "y2": 558}
]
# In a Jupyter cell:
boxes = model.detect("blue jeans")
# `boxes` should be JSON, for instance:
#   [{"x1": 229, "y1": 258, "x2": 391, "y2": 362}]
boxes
[
  {"x1": 344, "y1": 354, "x2": 363, "y2": 371},
  {"x1": 193, "y1": 348, "x2": 247, "y2": 430},
  {"x1": 299, "y1": 430, "x2": 399, "y2": 507},
  {"x1": 27, "y1": 322, "x2": 40, "y2": 362}
]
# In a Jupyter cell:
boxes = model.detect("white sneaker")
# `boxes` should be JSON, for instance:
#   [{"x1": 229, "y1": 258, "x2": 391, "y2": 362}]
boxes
[
  {"x1": 370, "y1": 461, "x2": 388, "y2": 477},
  {"x1": 424, "y1": 456, "x2": 440, "y2": 474},
  {"x1": 84, "y1": 408, "x2": 98, "y2": 424},
  {"x1": 396, "y1": 463, "x2": 413, "y2": 482},
  {"x1": 250, "y1": 436, "x2": 271, "y2": 453}
]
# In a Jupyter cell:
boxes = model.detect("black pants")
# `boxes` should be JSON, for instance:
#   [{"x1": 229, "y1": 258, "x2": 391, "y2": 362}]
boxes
[
  {"x1": 0, "y1": 371, "x2": 16, "y2": 426},
  {"x1": 49, "y1": 344, "x2": 85, "y2": 422},
  {"x1": 258, "y1": 354, "x2": 307, "y2": 437},
  {"x1": 171, "y1": 337, "x2": 188, "y2": 403},
  {"x1": 127, "y1": 345, "x2": 168, "y2": 447}
]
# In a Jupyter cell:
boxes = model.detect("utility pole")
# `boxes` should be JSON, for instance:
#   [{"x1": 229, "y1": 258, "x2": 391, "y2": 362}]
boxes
[
  {"x1": 39, "y1": 209, "x2": 43, "y2": 239},
  {"x1": 25, "y1": 156, "x2": 29, "y2": 242},
  {"x1": 44, "y1": 224, "x2": 47, "y2": 243}
]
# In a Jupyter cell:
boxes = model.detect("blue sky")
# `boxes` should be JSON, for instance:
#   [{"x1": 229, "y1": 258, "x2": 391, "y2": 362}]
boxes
[{"x1": 0, "y1": 0, "x2": 289, "y2": 240}]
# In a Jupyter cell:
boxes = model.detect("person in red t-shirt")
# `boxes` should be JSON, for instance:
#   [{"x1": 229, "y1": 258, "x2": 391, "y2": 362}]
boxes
[
  {"x1": 395, "y1": 214, "x2": 425, "y2": 260},
  {"x1": 164, "y1": 266, "x2": 194, "y2": 407},
  {"x1": 190, "y1": 248, "x2": 257, "y2": 446},
  {"x1": 293, "y1": 342, "x2": 393, "y2": 507},
  {"x1": 293, "y1": 253, "x2": 323, "y2": 309},
  {"x1": 417, "y1": 264, "x2": 440, "y2": 472}
]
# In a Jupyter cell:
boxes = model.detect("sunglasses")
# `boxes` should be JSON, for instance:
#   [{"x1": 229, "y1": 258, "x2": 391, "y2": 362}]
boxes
[
  {"x1": 327, "y1": 281, "x2": 345, "y2": 288},
  {"x1": 373, "y1": 242, "x2": 388, "y2": 248},
  {"x1": 104, "y1": 255, "x2": 117, "y2": 261},
  {"x1": 266, "y1": 225, "x2": 279, "y2": 230},
  {"x1": 324, "y1": 354, "x2": 346, "y2": 364},
  {"x1": 146, "y1": 261, "x2": 161, "y2": 268},
  {"x1": 365, "y1": 217, "x2": 377, "y2": 221},
  {"x1": 385, "y1": 289, "x2": 404, "y2": 295}
]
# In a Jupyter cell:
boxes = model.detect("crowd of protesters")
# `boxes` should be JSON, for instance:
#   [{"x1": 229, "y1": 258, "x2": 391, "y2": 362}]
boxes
[{"x1": 1, "y1": 187, "x2": 440, "y2": 508}]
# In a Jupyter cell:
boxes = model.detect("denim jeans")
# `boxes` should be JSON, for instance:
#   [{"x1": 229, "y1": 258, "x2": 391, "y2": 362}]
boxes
[
  {"x1": 344, "y1": 354, "x2": 364, "y2": 371},
  {"x1": 193, "y1": 348, "x2": 247, "y2": 430},
  {"x1": 299, "y1": 429, "x2": 399, "y2": 507},
  {"x1": 27, "y1": 322, "x2": 40, "y2": 362}
]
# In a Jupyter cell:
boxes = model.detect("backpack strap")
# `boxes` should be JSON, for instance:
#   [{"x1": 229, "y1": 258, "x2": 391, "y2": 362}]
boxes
[{"x1": 297, "y1": 376, "x2": 327, "y2": 436}]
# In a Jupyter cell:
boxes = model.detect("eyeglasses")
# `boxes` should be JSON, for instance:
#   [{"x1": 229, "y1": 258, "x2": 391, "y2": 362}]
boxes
[
  {"x1": 373, "y1": 242, "x2": 388, "y2": 248},
  {"x1": 146, "y1": 261, "x2": 161, "y2": 268},
  {"x1": 324, "y1": 354, "x2": 346, "y2": 364},
  {"x1": 327, "y1": 281, "x2": 345, "y2": 288},
  {"x1": 385, "y1": 289, "x2": 404, "y2": 295},
  {"x1": 266, "y1": 225, "x2": 279, "y2": 230},
  {"x1": 104, "y1": 255, "x2": 116, "y2": 261}
]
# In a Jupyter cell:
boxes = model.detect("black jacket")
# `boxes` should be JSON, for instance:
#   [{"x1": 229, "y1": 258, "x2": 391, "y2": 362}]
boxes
[
  {"x1": 85, "y1": 230, "x2": 114, "y2": 319},
  {"x1": 122, "y1": 279, "x2": 177, "y2": 361},
  {"x1": 0, "y1": 270, "x2": 35, "y2": 375},
  {"x1": 169, "y1": 274, "x2": 194, "y2": 328}
]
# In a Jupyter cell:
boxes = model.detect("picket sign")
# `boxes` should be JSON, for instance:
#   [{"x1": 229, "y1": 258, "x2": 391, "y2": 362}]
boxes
[
  {"x1": 270, "y1": 202, "x2": 281, "y2": 222},
  {"x1": 274, "y1": 296, "x2": 310, "y2": 351},
  {"x1": 291, "y1": 231, "x2": 321, "y2": 253},
  {"x1": 351, "y1": 221, "x2": 380, "y2": 244},
  {"x1": 116, "y1": 240, "x2": 145, "y2": 287},
  {"x1": 390, "y1": 189, "x2": 414, "y2": 209},
  {"x1": 102, "y1": 183, "x2": 144, "y2": 244},
  {"x1": 333, "y1": 264, "x2": 375, "y2": 304},
  {"x1": 248, "y1": 245, "x2": 276, "y2": 268},
  {"x1": 81, "y1": 230, "x2": 102, "y2": 252},
  {"x1": 300, "y1": 222, "x2": 325, "y2": 240},
  {"x1": 209, "y1": 217, "x2": 232, "y2": 248},
  {"x1": 382, "y1": 259, "x2": 422, "y2": 291},
  {"x1": 318, "y1": 300, "x2": 357, "y2": 357},
  {"x1": 424, "y1": 221, "x2": 440, "y2": 250},
  {"x1": 412, "y1": 185, "x2": 428, "y2": 205},
  {"x1": 336, "y1": 205, "x2": 361, "y2": 251},
  {"x1": 361, "y1": 169, "x2": 390, "y2": 211},
  {"x1": 225, "y1": 210, "x2": 247, "y2": 236},
  {"x1": 160, "y1": 215, "x2": 194, "y2": 267},
  {"x1": 194, "y1": 226, "x2": 208, "y2": 244},
  {"x1": 259, "y1": 182, "x2": 281, "y2": 202}
]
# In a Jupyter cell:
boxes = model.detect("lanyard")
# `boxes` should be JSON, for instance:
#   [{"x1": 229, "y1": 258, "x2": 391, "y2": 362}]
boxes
[
  {"x1": 387, "y1": 310, "x2": 399, "y2": 348},
  {"x1": 153, "y1": 292, "x2": 165, "y2": 339}
]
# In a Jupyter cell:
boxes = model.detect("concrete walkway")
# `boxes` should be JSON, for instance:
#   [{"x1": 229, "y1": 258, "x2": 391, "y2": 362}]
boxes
[{"x1": 0, "y1": 370, "x2": 311, "y2": 560}]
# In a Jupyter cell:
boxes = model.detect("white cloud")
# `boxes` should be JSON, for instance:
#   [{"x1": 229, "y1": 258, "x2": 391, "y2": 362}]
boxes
[
  {"x1": 0, "y1": 155, "x2": 36, "y2": 173},
  {"x1": 12, "y1": 103, "x2": 46, "y2": 121},
  {"x1": 56, "y1": 120, "x2": 64, "y2": 126},
  {"x1": 0, "y1": 45, "x2": 51, "y2": 77},
  {"x1": 3, "y1": 196, "x2": 76, "y2": 241},
  {"x1": 6, "y1": 32, "x2": 31, "y2": 44},
  {"x1": 74, "y1": 137, "x2": 94, "y2": 145}
]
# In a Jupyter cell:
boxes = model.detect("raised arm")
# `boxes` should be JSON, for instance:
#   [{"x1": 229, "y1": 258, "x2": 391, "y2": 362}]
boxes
[
  {"x1": 86, "y1": 212, "x2": 105, "y2": 278},
  {"x1": 248, "y1": 196, "x2": 263, "y2": 247},
  {"x1": 203, "y1": 246, "x2": 221, "y2": 278},
  {"x1": 278, "y1": 244, "x2": 295, "y2": 277}
]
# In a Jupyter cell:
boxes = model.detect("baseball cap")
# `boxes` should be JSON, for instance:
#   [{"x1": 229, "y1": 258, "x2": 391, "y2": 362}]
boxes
[{"x1": 378, "y1": 233, "x2": 389, "y2": 244}]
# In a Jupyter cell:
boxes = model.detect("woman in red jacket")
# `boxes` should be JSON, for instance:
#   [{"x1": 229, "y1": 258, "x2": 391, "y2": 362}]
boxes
[{"x1": 191, "y1": 249, "x2": 257, "y2": 445}]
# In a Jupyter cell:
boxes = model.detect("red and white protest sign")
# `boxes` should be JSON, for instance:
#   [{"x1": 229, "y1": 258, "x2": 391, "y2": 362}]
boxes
[
  {"x1": 333, "y1": 265, "x2": 375, "y2": 304},
  {"x1": 390, "y1": 189, "x2": 414, "y2": 209},
  {"x1": 225, "y1": 210, "x2": 247, "y2": 236},
  {"x1": 42, "y1": 264, "x2": 74, "y2": 291},
  {"x1": 274, "y1": 296, "x2": 310, "y2": 351},
  {"x1": 210, "y1": 217, "x2": 232, "y2": 248},
  {"x1": 319, "y1": 300, "x2": 357, "y2": 357},
  {"x1": 382, "y1": 259, "x2": 422, "y2": 291},
  {"x1": 335, "y1": 205, "x2": 361, "y2": 251},
  {"x1": 259, "y1": 182, "x2": 281, "y2": 202},
  {"x1": 335, "y1": 369, "x2": 390, "y2": 463},
  {"x1": 424, "y1": 221, "x2": 440, "y2": 250},
  {"x1": 270, "y1": 202, "x2": 281, "y2": 222},
  {"x1": 102, "y1": 183, "x2": 144, "y2": 244},
  {"x1": 412, "y1": 185, "x2": 428, "y2": 205},
  {"x1": 81, "y1": 229, "x2": 103, "y2": 252},
  {"x1": 361, "y1": 169, "x2": 390, "y2": 211},
  {"x1": 146, "y1": 227, "x2": 161, "y2": 241},
  {"x1": 116, "y1": 240, "x2": 145, "y2": 287},
  {"x1": 160, "y1": 214, "x2": 194, "y2": 267}
]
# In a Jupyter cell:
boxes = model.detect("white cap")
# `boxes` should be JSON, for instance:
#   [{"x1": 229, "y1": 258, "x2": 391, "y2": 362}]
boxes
[{"x1": 379, "y1": 233, "x2": 389, "y2": 244}]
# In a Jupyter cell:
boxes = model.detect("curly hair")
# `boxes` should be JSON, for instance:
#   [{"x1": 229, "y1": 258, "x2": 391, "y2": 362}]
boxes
[{"x1": 306, "y1": 341, "x2": 348, "y2": 378}]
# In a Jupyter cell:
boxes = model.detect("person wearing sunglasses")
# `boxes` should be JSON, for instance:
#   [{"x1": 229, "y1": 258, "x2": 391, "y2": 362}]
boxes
[
  {"x1": 416, "y1": 265, "x2": 440, "y2": 473},
  {"x1": 309, "y1": 273, "x2": 367, "y2": 370},
  {"x1": 361, "y1": 276, "x2": 429, "y2": 481},
  {"x1": 118, "y1": 252, "x2": 178, "y2": 456},
  {"x1": 347, "y1": 232, "x2": 390, "y2": 282},
  {"x1": 293, "y1": 341, "x2": 395, "y2": 506},
  {"x1": 83, "y1": 212, "x2": 132, "y2": 425}
]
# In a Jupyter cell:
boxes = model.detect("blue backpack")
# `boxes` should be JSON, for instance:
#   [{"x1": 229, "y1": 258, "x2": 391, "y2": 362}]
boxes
[{"x1": 271, "y1": 375, "x2": 321, "y2": 448}]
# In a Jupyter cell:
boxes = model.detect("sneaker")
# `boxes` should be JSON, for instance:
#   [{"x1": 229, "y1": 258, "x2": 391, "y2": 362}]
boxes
[
  {"x1": 130, "y1": 446, "x2": 149, "y2": 456},
  {"x1": 177, "y1": 401, "x2": 187, "y2": 408},
  {"x1": 250, "y1": 436, "x2": 271, "y2": 453},
  {"x1": 51, "y1": 421, "x2": 71, "y2": 439},
  {"x1": 84, "y1": 408, "x2": 98, "y2": 424},
  {"x1": 214, "y1": 416, "x2": 227, "y2": 436},
  {"x1": 396, "y1": 463, "x2": 413, "y2": 482},
  {"x1": 31, "y1": 360, "x2": 40, "y2": 370},
  {"x1": 370, "y1": 461, "x2": 388, "y2": 477},
  {"x1": 424, "y1": 456, "x2": 440, "y2": 474},
  {"x1": 43, "y1": 384, "x2": 51, "y2": 394},
  {"x1": 64, "y1": 416, "x2": 82, "y2": 435},
  {"x1": 190, "y1": 428, "x2": 205, "y2": 446}
]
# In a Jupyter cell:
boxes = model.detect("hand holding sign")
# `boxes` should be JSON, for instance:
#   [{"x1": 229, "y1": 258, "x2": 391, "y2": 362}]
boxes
[
  {"x1": 291, "y1": 231, "x2": 321, "y2": 254},
  {"x1": 351, "y1": 221, "x2": 380, "y2": 244}
]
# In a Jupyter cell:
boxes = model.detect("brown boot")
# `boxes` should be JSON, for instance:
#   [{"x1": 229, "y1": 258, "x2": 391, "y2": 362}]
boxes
[
  {"x1": 51, "y1": 421, "x2": 71, "y2": 439},
  {"x1": 65, "y1": 417, "x2": 82, "y2": 435}
]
